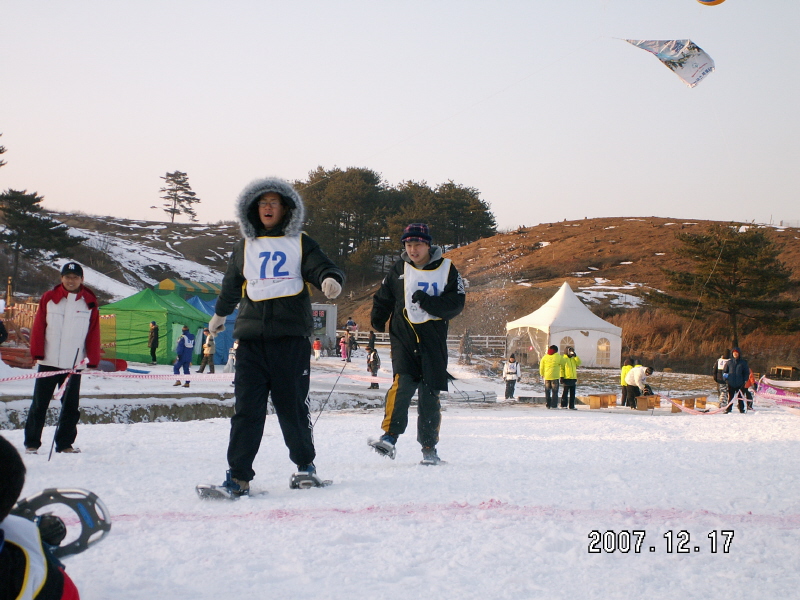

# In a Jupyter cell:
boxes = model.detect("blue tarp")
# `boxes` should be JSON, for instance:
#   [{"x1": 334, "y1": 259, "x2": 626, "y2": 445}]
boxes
[{"x1": 186, "y1": 296, "x2": 237, "y2": 365}]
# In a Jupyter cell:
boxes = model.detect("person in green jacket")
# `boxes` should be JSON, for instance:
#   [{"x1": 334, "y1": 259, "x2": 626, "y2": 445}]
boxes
[
  {"x1": 539, "y1": 345, "x2": 564, "y2": 409},
  {"x1": 620, "y1": 358, "x2": 633, "y2": 407},
  {"x1": 559, "y1": 347, "x2": 581, "y2": 410}
]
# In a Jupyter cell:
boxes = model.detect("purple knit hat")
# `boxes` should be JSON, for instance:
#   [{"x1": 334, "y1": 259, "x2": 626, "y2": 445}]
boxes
[{"x1": 401, "y1": 223, "x2": 432, "y2": 245}]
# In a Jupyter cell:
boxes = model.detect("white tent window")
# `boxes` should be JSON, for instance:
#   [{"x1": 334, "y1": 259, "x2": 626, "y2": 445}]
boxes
[
  {"x1": 596, "y1": 338, "x2": 611, "y2": 366},
  {"x1": 559, "y1": 336, "x2": 575, "y2": 354}
]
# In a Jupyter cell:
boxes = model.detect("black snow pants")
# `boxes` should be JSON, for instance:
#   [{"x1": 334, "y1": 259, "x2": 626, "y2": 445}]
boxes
[
  {"x1": 381, "y1": 373, "x2": 441, "y2": 449},
  {"x1": 227, "y1": 337, "x2": 314, "y2": 481},
  {"x1": 24, "y1": 365, "x2": 82, "y2": 451}
]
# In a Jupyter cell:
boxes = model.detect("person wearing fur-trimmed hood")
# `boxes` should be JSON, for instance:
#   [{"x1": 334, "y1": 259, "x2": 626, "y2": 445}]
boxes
[{"x1": 206, "y1": 177, "x2": 345, "y2": 495}]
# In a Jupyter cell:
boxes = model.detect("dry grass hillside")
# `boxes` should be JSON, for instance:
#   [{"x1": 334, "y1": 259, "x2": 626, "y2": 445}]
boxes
[
  {"x1": 332, "y1": 217, "x2": 800, "y2": 375},
  {"x1": 5, "y1": 211, "x2": 799, "y2": 375}
]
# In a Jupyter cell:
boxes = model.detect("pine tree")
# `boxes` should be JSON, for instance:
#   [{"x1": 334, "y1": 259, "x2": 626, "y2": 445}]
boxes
[
  {"x1": 159, "y1": 171, "x2": 200, "y2": 223},
  {"x1": 645, "y1": 223, "x2": 799, "y2": 347},
  {"x1": 0, "y1": 189, "x2": 87, "y2": 290},
  {"x1": 0, "y1": 133, "x2": 7, "y2": 169}
]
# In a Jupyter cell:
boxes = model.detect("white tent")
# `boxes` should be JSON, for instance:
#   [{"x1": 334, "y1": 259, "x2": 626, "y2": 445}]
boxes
[{"x1": 505, "y1": 282, "x2": 622, "y2": 368}]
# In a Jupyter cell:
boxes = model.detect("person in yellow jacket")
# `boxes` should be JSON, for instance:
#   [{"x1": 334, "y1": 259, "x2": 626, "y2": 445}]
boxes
[
  {"x1": 539, "y1": 345, "x2": 564, "y2": 409},
  {"x1": 619, "y1": 358, "x2": 633, "y2": 407},
  {"x1": 559, "y1": 347, "x2": 581, "y2": 410}
]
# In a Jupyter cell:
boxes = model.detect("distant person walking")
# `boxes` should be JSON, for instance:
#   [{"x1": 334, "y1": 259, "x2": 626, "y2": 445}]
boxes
[
  {"x1": 539, "y1": 345, "x2": 563, "y2": 409},
  {"x1": 173, "y1": 325, "x2": 195, "y2": 387},
  {"x1": 197, "y1": 328, "x2": 216, "y2": 373},
  {"x1": 23, "y1": 262, "x2": 101, "y2": 454},
  {"x1": 502, "y1": 354, "x2": 521, "y2": 400},
  {"x1": 559, "y1": 346, "x2": 581, "y2": 410},
  {"x1": 722, "y1": 347, "x2": 750, "y2": 414},
  {"x1": 712, "y1": 349, "x2": 731, "y2": 405},
  {"x1": 313, "y1": 337, "x2": 323, "y2": 360},
  {"x1": 148, "y1": 320, "x2": 159, "y2": 365},
  {"x1": 366, "y1": 346, "x2": 381, "y2": 389}
]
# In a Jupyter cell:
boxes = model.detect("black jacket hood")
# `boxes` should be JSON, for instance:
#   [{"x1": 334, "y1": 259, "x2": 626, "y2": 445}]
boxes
[{"x1": 235, "y1": 177, "x2": 305, "y2": 239}]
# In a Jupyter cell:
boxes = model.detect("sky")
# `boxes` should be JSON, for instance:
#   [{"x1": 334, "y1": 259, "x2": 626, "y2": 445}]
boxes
[{"x1": 2, "y1": 1, "x2": 799, "y2": 231}]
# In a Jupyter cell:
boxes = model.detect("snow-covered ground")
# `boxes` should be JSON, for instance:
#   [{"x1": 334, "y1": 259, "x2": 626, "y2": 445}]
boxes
[{"x1": 1, "y1": 356, "x2": 799, "y2": 599}]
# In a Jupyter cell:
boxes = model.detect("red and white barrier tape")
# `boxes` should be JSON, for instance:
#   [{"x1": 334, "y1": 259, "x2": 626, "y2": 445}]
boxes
[{"x1": 666, "y1": 397, "x2": 732, "y2": 415}]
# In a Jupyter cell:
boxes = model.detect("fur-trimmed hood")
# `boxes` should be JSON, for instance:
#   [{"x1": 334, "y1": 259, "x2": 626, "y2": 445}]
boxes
[{"x1": 235, "y1": 177, "x2": 305, "y2": 239}]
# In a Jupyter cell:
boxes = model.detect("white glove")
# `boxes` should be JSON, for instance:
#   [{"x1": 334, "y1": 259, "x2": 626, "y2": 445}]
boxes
[
  {"x1": 208, "y1": 314, "x2": 226, "y2": 335},
  {"x1": 321, "y1": 278, "x2": 342, "y2": 299}
]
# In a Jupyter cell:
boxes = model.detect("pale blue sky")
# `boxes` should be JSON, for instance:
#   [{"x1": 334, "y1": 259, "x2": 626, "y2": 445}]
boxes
[{"x1": 2, "y1": 1, "x2": 798, "y2": 230}]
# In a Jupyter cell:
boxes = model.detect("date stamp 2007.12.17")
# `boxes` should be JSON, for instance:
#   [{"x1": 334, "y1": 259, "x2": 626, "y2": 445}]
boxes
[{"x1": 588, "y1": 530, "x2": 734, "y2": 554}]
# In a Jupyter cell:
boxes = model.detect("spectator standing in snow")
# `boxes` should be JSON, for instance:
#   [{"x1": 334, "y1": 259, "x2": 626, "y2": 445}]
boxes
[
  {"x1": 173, "y1": 325, "x2": 195, "y2": 387},
  {"x1": 196, "y1": 328, "x2": 215, "y2": 373},
  {"x1": 502, "y1": 354, "x2": 521, "y2": 400},
  {"x1": 539, "y1": 345, "x2": 563, "y2": 409},
  {"x1": 722, "y1": 347, "x2": 750, "y2": 414},
  {"x1": 619, "y1": 358, "x2": 633, "y2": 407},
  {"x1": 369, "y1": 223, "x2": 465, "y2": 465},
  {"x1": 206, "y1": 177, "x2": 345, "y2": 495},
  {"x1": 23, "y1": 262, "x2": 100, "y2": 455},
  {"x1": 347, "y1": 333, "x2": 358, "y2": 361},
  {"x1": 339, "y1": 336, "x2": 348, "y2": 362},
  {"x1": 559, "y1": 346, "x2": 581, "y2": 410},
  {"x1": 712, "y1": 349, "x2": 731, "y2": 405},
  {"x1": 625, "y1": 365, "x2": 653, "y2": 409},
  {"x1": 147, "y1": 320, "x2": 159, "y2": 365},
  {"x1": 366, "y1": 346, "x2": 381, "y2": 389},
  {"x1": 1, "y1": 436, "x2": 81, "y2": 599},
  {"x1": 313, "y1": 337, "x2": 323, "y2": 360}
]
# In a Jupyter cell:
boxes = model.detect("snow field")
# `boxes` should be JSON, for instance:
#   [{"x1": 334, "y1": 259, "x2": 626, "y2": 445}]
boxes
[{"x1": 4, "y1": 404, "x2": 799, "y2": 599}]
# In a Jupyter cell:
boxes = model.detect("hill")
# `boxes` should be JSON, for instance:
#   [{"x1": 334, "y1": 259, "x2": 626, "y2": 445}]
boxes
[{"x1": 4, "y1": 212, "x2": 800, "y2": 373}]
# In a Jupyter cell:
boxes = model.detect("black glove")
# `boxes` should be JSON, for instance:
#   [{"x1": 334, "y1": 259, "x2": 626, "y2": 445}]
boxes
[
  {"x1": 36, "y1": 513, "x2": 67, "y2": 546},
  {"x1": 411, "y1": 290, "x2": 428, "y2": 304}
]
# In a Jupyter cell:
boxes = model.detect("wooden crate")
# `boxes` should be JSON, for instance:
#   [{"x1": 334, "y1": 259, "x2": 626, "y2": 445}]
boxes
[
  {"x1": 684, "y1": 398, "x2": 696, "y2": 410},
  {"x1": 671, "y1": 398, "x2": 682, "y2": 413},
  {"x1": 695, "y1": 397, "x2": 707, "y2": 409}
]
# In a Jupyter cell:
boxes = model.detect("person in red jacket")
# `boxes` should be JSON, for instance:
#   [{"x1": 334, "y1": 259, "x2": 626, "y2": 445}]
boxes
[
  {"x1": 1, "y1": 435, "x2": 81, "y2": 599},
  {"x1": 23, "y1": 263, "x2": 101, "y2": 454}
]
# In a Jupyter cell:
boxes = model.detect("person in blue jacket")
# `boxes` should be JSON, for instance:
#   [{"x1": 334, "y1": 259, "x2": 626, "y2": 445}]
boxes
[
  {"x1": 173, "y1": 325, "x2": 195, "y2": 388},
  {"x1": 722, "y1": 347, "x2": 750, "y2": 414}
]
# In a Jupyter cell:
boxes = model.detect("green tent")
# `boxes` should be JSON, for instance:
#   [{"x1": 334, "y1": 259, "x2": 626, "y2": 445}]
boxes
[{"x1": 99, "y1": 289, "x2": 209, "y2": 365}]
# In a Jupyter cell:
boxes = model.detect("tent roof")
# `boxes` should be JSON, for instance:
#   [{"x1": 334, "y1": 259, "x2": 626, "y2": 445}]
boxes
[
  {"x1": 505, "y1": 281, "x2": 621, "y2": 336},
  {"x1": 155, "y1": 279, "x2": 222, "y2": 295},
  {"x1": 100, "y1": 288, "x2": 210, "y2": 321}
]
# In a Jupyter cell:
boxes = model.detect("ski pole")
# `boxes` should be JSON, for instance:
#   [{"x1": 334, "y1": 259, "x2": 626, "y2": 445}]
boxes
[
  {"x1": 312, "y1": 359, "x2": 349, "y2": 427},
  {"x1": 48, "y1": 350, "x2": 80, "y2": 461}
]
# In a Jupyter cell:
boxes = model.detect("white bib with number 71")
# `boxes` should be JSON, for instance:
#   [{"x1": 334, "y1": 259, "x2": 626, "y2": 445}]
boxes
[
  {"x1": 243, "y1": 236, "x2": 303, "y2": 301},
  {"x1": 404, "y1": 258, "x2": 451, "y2": 323}
]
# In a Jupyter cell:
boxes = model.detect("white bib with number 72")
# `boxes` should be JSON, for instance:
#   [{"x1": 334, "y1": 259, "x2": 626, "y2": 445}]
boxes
[
  {"x1": 243, "y1": 236, "x2": 303, "y2": 301},
  {"x1": 404, "y1": 258, "x2": 451, "y2": 323}
]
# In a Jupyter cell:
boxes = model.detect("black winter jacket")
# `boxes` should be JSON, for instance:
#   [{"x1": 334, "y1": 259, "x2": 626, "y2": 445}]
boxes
[
  {"x1": 370, "y1": 247, "x2": 465, "y2": 391},
  {"x1": 723, "y1": 356, "x2": 750, "y2": 389},
  {"x1": 214, "y1": 177, "x2": 345, "y2": 340}
]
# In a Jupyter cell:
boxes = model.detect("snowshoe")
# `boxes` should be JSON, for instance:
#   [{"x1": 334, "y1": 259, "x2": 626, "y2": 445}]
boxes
[
  {"x1": 368, "y1": 434, "x2": 397, "y2": 459},
  {"x1": 420, "y1": 447, "x2": 446, "y2": 466},
  {"x1": 289, "y1": 464, "x2": 332, "y2": 489},
  {"x1": 196, "y1": 470, "x2": 251, "y2": 501}
]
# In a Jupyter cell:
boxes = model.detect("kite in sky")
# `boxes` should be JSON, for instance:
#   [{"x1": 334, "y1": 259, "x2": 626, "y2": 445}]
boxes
[{"x1": 625, "y1": 39, "x2": 715, "y2": 88}]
